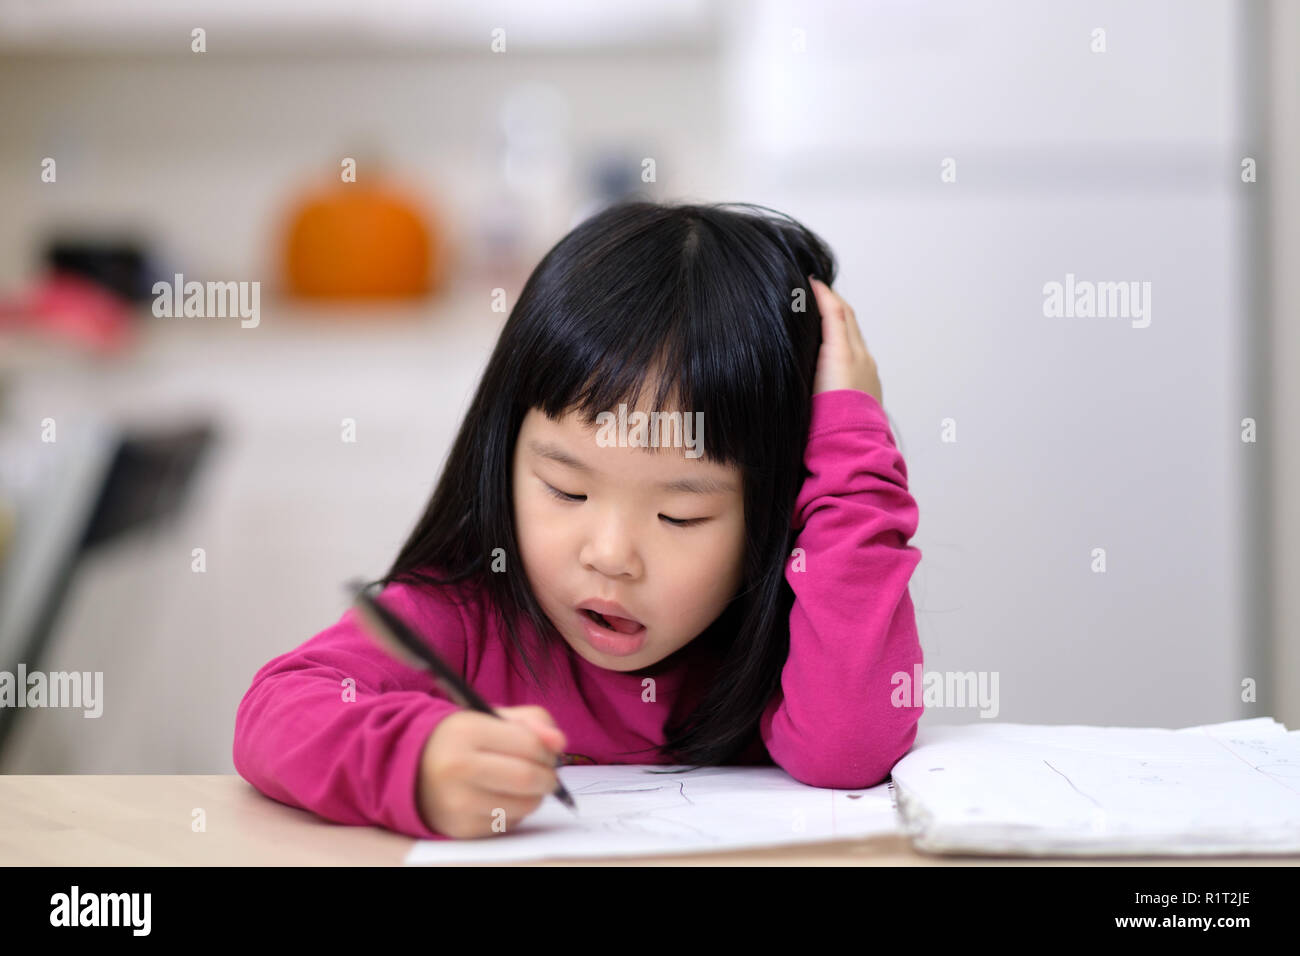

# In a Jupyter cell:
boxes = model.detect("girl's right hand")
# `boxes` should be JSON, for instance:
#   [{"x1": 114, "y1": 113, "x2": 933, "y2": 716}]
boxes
[{"x1": 416, "y1": 705, "x2": 567, "y2": 838}]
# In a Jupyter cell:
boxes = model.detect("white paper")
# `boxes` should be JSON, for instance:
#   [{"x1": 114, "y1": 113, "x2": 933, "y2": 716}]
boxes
[
  {"x1": 890, "y1": 717, "x2": 1300, "y2": 856},
  {"x1": 404, "y1": 764, "x2": 900, "y2": 864}
]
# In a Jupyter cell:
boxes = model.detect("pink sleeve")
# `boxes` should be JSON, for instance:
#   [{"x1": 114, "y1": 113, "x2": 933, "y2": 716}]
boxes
[
  {"x1": 759, "y1": 388, "x2": 924, "y2": 789},
  {"x1": 232, "y1": 579, "x2": 467, "y2": 839}
]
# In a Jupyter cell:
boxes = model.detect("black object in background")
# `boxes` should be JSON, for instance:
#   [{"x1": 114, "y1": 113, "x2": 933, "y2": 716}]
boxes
[
  {"x1": 44, "y1": 238, "x2": 165, "y2": 303},
  {"x1": 81, "y1": 422, "x2": 217, "y2": 547},
  {"x1": 0, "y1": 420, "x2": 217, "y2": 759}
]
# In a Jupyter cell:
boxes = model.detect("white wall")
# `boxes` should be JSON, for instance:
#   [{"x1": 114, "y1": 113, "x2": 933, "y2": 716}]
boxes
[{"x1": 722, "y1": 0, "x2": 1264, "y2": 727}]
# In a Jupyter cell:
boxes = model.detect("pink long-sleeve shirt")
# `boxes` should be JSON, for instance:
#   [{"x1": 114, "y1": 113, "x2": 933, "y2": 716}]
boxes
[{"x1": 232, "y1": 388, "x2": 923, "y2": 839}]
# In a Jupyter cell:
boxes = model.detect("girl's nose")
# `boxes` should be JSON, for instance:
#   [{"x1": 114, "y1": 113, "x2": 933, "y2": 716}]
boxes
[{"x1": 579, "y1": 518, "x2": 642, "y2": 580}]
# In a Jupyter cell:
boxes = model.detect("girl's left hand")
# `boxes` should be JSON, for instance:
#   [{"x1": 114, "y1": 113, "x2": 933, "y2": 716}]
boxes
[{"x1": 809, "y1": 276, "x2": 883, "y2": 404}]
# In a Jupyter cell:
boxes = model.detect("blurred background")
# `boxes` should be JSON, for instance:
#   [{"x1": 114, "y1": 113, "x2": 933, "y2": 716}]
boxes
[{"x1": 0, "y1": 0, "x2": 1295, "y2": 773}]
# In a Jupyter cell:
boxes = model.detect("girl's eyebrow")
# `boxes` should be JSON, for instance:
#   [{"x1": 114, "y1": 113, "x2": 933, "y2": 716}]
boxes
[{"x1": 526, "y1": 439, "x2": 737, "y2": 496}]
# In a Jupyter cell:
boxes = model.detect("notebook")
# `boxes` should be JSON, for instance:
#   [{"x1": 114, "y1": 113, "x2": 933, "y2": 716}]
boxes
[
  {"x1": 403, "y1": 717, "x2": 1298, "y2": 863},
  {"x1": 404, "y1": 763, "x2": 900, "y2": 864},
  {"x1": 890, "y1": 717, "x2": 1300, "y2": 856}
]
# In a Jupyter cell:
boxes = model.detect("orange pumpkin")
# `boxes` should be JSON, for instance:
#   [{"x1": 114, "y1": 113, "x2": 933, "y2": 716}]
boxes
[{"x1": 282, "y1": 180, "x2": 445, "y2": 299}]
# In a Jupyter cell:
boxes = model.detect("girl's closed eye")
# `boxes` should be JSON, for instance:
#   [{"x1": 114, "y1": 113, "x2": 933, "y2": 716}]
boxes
[
  {"x1": 543, "y1": 482, "x2": 585, "y2": 504},
  {"x1": 541, "y1": 481, "x2": 709, "y2": 527}
]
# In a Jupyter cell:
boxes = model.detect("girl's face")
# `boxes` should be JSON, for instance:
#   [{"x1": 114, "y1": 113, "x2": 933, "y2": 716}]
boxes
[{"x1": 511, "y1": 397, "x2": 746, "y2": 672}]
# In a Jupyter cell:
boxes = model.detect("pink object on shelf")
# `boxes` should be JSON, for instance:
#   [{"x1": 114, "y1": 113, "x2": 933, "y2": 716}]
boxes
[{"x1": 0, "y1": 271, "x2": 135, "y2": 354}]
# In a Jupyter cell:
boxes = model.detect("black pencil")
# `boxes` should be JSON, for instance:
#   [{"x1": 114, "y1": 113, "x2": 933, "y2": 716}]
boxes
[{"x1": 343, "y1": 578, "x2": 578, "y2": 813}]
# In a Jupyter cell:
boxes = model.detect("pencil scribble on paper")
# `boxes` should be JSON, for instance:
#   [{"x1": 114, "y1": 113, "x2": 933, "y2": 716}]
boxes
[
  {"x1": 1043, "y1": 759, "x2": 1104, "y2": 809},
  {"x1": 554, "y1": 775, "x2": 716, "y2": 840},
  {"x1": 594, "y1": 811, "x2": 720, "y2": 842}
]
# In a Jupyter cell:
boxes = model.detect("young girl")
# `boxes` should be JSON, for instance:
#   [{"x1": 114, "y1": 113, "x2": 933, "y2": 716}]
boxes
[{"x1": 233, "y1": 200, "x2": 923, "y2": 840}]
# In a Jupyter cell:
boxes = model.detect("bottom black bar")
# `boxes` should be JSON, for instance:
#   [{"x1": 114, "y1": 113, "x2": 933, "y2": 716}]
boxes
[{"x1": 0, "y1": 862, "x2": 1286, "y2": 940}]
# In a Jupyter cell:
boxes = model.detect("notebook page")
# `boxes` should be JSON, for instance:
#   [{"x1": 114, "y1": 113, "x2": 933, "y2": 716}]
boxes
[
  {"x1": 404, "y1": 764, "x2": 900, "y2": 864},
  {"x1": 890, "y1": 719, "x2": 1300, "y2": 856}
]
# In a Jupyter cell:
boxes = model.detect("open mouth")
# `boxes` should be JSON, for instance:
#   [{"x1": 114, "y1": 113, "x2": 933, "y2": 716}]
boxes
[{"x1": 581, "y1": 608, "x2": 645, "y2": 635}]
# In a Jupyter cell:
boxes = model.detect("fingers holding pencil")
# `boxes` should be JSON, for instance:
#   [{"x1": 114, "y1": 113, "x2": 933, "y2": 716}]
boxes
[
  {"x1": 345, "y1": 578, "x2": 579, "y2": 825},
  {"x1": 417, "y1": 707, "x2": 568, "y2": 838}
]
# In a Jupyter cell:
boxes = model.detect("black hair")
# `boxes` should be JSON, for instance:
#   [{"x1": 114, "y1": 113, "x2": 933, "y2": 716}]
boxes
[{"x1": 363, "y1": 199, "x2": 836, "y2": 768}]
